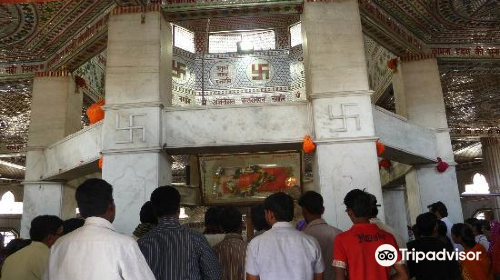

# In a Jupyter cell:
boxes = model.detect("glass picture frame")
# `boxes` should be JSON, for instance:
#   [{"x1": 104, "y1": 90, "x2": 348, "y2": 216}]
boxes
[{"x1": 198, "y1": 151, "x2": 302, "y2": 205}]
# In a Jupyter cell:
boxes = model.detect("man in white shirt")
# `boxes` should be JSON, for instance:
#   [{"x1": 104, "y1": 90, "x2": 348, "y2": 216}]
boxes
[
  {"x1": 428, "y1": 201, "x2": 463, "y2": 251},
  {"x1": 299, "y1": 191, "x2": 342, "y2": 280},
  {"x1": 246, "y1": 192, "x2": 324, "y2": 280},
  {"x1": 44, "y1": 178, "x2": 155, "y2": 280}
]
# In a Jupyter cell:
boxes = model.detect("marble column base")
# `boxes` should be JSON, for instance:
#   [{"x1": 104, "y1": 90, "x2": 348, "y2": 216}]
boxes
[
  {"x1": 412, "y1": 165, "x2": 463, "y2": 224},
  {"x1": 102, "y1": 151, "x2": 172, "y2": 235},
  {"x1": 382, "y1": 188, "x2": 409, "y2": 241},
  {"x1": 20, "y1": 183, "x2": 65, "y2": 238},
  {"x1": 313, "y1": 141, "x2": 383, "y2": 230}
]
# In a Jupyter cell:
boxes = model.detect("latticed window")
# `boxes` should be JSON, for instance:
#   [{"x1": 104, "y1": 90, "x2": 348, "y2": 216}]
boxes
[
  {"x1": 174, "y1": 25, "x2": 195, "y2": 53},
  {"x1": 209, "y1": 30, "x2": 276, "y2": 53},
  {"x1": 290, "y1": 22, "x2": 302, "y2": 47}
]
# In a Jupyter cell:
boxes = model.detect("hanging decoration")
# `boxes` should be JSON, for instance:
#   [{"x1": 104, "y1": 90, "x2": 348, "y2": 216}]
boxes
[
  {"x1": 98, "y1": 157, "x2": 103, "y2": 170},
  {"x1": 302, "y1": 135, "x2": 316, "y2": 153},
  {"x1": 436, "y1": 157, "x2": 449, "y2": 173},
  {"x1": 378, "y1": 159, "x2": 391, "y2": 169},
  {"x1": 86, "y1": 99, "x2": 105, "y2": 125},
  {"x1": 74, "y1": 75, "x2": 87, "y2": 88},
  {"x1": 387, "y1": 58, "x2": 398, "y2": 73},
  {"x1": 376, "y1": 141, "x2": 385, "y2": 156}
]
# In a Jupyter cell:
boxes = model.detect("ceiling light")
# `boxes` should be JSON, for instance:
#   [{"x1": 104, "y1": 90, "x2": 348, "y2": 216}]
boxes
[
  {"x1": 0, "y1": 160, "x2": 25, "y2": 170},
  {"x1": 237, "y1": 40, "x2": 254, "y2": 54}
]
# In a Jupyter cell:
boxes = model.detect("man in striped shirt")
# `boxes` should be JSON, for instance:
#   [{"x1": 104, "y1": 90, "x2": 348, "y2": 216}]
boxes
[
  {"x1": 213, "y1": 207, "x2": 247, "y2": 280},
  {"x1": 138, "y1": 186, "x2": 222, "y2": 280}
]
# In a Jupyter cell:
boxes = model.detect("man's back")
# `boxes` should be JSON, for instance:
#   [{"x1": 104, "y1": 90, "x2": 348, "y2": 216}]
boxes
[
  {"x1": 333, "y1": 223, "x2": 402, "y2": 280},
  {"x1": 213, "y1": 233, "x2": 247, "y2": 280},
  {"x1": 246, "y1": 222, "x2": 324, "y2": 280},
  {"x1": 406, "y1": 237, "x2": 460, "y2": 280},
  {"x1": 138, "y1": 216, "x2": 222, "y2": 280},
  {"x1": 45, "y1": 217, "x2": 155, "y2": 280},
  {"x1": 1, "y1": 242, "x2": 49, "y2": 280},
  {"x1": 303, "y1": 219, "x2": 341, "y2": 280}
]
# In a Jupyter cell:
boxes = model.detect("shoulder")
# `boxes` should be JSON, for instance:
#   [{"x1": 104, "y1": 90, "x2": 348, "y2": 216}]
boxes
[
  {"x1": 334, "y1": 229, "x2": 351, "y2": 241},
  {"x1": 406, "y1": 239, "x2": 419, "y2": 249}
]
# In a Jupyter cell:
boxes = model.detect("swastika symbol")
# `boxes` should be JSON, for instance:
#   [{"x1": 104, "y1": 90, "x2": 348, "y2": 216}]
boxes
[
  {"x1": 329, "y1": 103, "x2": 361, "y2": 132},
  {"x1": 251, "y1": 63, "x2": 270, "y2": 80},
  {"x1": 172, "y1": 60, "x2": 187, "y2": 79},
  {"x1": 115, "y1": 114, "x2": 146, "y2": 144}
]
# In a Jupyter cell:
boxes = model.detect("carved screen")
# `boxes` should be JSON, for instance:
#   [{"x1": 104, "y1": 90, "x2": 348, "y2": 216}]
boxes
[
  {"x1": 290, "y1": 22, "x2": 302, "y2": 47},
  {"x1": 174, "y1": 25, "x2": 195, "y2": 53},
  {"x1": 209, "y1": 30, "x2": 276, "y2": 54}
]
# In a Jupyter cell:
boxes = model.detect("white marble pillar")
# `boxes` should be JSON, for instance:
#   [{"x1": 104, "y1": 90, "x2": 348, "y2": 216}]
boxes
[
  {"x1": 393, "y1": 58, "x2": 463, "y2": 223},
  {"x1": 383, "y1": 188, "x2": 409, "y2": 241},
  {"x1": 21, "y1": 74, "x2": 82, "y2": 237},
  {"x1": 102, "y1": 10, "x2": 173, "y2": 235},
  {"x1": 481, "y1": 138, "x2": 500, "y2": 219},
  {"x1": 302, "y1": 0, "x2": 383, "y2": 230}
]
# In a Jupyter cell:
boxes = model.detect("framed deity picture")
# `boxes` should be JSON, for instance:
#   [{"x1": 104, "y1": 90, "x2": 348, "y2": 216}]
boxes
[{"x1": 198, "y1": 152, "x2": 302, "y2": 205}]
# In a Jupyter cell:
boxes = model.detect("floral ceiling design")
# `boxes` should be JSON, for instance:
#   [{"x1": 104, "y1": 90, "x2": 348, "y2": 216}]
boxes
[{"x1": 368, "y1": 0, "x2": 500, "y2": 44}]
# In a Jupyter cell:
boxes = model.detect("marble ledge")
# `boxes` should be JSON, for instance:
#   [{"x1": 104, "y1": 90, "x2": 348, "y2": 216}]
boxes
[
  {"x1": 308, "y1": 90, "x2": 374, "y2": 99},
  {"x1": 414, "y1": 160, "x2": 457, "y2": 167},
  {"x1": 314, "y1": 136, "x2": 379, "y2": 144},
  {"x1": 164, "y1": 101, "x2": 309, "y2": 112},
  {"x1": 46, "y1": 122, "x2": 103, "y2": 150},
  {"x1": 430, "y1": 127, "x2": 451, "y2": 133},
  {"x1": 101, "y1": 146, "x2": 164, "y2": 155},
  {"x1": 103, "y1": 101, "x2": 165, "y2": 111},
  {"x1": 163, "y1": 138, "x2": 305, "y2": 149},
  {"x1": 21, "y1": 181, "x2": 65, "y2": 185},
  {"x1": 373, "y1": 105, "x2": 408, "y2": 122},
  {"x1": 42, "y1": 155, "x2": 101, "y2": 180}
]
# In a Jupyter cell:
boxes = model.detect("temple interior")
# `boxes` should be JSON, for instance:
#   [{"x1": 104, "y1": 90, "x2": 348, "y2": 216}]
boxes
[{"x1": 0, "y1": 0, "x2": 499, "y2": 245}]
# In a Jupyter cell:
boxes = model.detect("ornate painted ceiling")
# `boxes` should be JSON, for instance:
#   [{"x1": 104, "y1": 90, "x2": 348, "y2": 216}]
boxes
[
  {"x1": 368, "y1": 0, "x2": 500, "y2": 44},
  {"x1": 0, "y1": 0, "x2": 499, "y2": 181},
  {"x1": 0, "y1": 0, "x2": 113, "y2": 63}
]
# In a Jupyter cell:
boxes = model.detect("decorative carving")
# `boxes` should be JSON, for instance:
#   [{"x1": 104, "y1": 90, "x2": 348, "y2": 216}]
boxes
[
  {"x1": 115, "y1": 114, "x2": 146, "y2": 144},
  {"x1": 328, "y1": 103, "x2": 361, "y2": 132},
  {"x1": 247, "y1": 59, "x2": 273, "y2": 84}
]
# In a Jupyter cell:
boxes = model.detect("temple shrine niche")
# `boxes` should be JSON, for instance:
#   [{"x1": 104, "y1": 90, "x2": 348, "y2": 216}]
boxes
[{"x1": 170, "y1": 15, "x2": 305, "y2": 107}]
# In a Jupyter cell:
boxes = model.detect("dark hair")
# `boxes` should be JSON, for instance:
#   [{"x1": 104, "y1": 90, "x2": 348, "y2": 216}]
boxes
[
  {"x1": 62, "y1": 218, "x2": 85, "y2": 235},
  {"x1": 437, "y1": 220, "x2": 448, "y2": 237},
  {"x1": 472, "y1": 220, "x2": 489, "y2": 235},
  {"x1": 369, "y1": 194, "x2": 379, "y2": 217},
  {"x1": 151, "y1": 186, "x2": 180, "y2": 217},
  {"x1": 411, "y1": 224, "x2": 420, "y2": 239},
  {"x1": 29, "y1": 215, "x2": 63, "y2": 242},
  {"x1": 205, "y1": 207, "x2": 222, "y2": 226},
  {"x1": 298, "y1": 191, "x2": 324, "y2": 215},
  {"x1": 343, "y1": 189, "x2": 375, "y2": 218},
  {"x1": 219, "y1": 207, "x2": 242, "y2": 233},
  {"x1": 416, "y1": 212, "x2": 438, "y2": 236},
  {"x1": 465, "y1": 217, "x2": 478, "y2": 227},
  {"x1": 75, "y1": 178, "x2": 113, "y2": 218},
  {"x1": 263, "y1": 192, "x2": 294, "y2": 222},
  {"x1": 428, "y1": 201, "x2": 448, "y2": 218},
  {"x1": 451, "y1": 223, "x2": 476, "y2": 248},
  {"x1": 140, "y1": 201, "x2": 158, "y2": 224},
  {"x1": 251, "y1": 204, "x2": 270, "y2": 231},
  {"x1": 3, "y1": 239, "x2": 31, "y2": 257}
]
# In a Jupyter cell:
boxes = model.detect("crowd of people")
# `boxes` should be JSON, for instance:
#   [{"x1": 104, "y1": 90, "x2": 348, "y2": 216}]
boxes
[{"x1": 0, "y1": 178, "x2": 499, "y2": 280}]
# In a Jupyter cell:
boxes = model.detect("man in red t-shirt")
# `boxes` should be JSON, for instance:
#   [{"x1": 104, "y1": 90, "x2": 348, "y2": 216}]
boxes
[{"x1": 333, "y1": 189, "x2": 408, "y2": 280}]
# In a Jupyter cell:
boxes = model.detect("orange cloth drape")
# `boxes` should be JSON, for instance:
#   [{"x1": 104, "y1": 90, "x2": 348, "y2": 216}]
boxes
[{"x1": 461, "y1": 243, "x2": 494, "y2": 280}]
